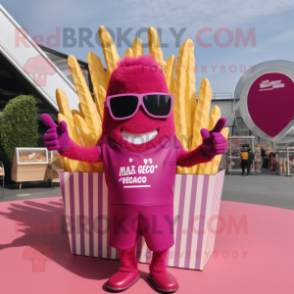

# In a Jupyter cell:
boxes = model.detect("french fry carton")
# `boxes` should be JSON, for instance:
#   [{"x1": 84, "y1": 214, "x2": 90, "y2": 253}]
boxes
[{"x1": 59, "y1": 170, "x2": 225, "y2": 271}]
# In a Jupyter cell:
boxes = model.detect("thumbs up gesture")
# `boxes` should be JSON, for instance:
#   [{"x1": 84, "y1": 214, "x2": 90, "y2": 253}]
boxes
[
  {"x1": 41, "y1": 114, "x2": 70, "y2": 153},
  {"x1": 200, "y1": 118, "x2": 227, "y2": 158}
]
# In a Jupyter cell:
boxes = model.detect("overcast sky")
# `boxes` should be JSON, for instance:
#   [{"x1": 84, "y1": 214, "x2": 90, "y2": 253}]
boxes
[{"x1": 2, "y1": 0, "x2": 294, "y2": 94}]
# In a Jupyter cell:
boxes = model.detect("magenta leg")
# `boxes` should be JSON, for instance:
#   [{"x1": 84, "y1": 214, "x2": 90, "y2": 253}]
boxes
[
  {"x1": 149, "y1": 249, "x2": 169, "y2": 272},
  {"x1": 118, "y1": 235, "x2": 139, "y2": 272}
]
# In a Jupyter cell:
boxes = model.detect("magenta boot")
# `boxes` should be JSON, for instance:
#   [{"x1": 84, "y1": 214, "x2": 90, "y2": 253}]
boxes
[
  {"x1": 107, "y1": 271, "x2": 139, "y2": 292},
  {"x1": 148, "y1": 250, "x2": 179, "y2": 293},
  {"x1": 107, "y1": 240, "x2": 139, "y2": 291}
]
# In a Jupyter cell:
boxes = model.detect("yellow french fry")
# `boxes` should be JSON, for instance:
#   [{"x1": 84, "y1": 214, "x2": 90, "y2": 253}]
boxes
[
  {"x1": 172, "y1": 39, "x2": 197, "y2": 173},
  {"x1": 71, "y1": 109, "x2": 80, "y2": 118},
  {"x1": 210, "y1": 127, "x2": 229, "y2": 174},
  {"x1": 79, "y1": 101, "x2": 102, "y2": 138},
  {"x1": 208, "y1": 106, "x2": 221, "y2": 130},
  {"x1": 191, "y1": 78, "x2": 212, "y2": 174},
  {"x1": 124, "y1": 48, "x2": 133, "y2": 57},
  {"x1": 186, "y1": 43, "x2": 197, "y2": 174},
  {"x1": 87, "y1": 52, "x2": 108, "y2": 123},
  {"x1": 172, "y1": 39, "x2": 196, "y2": 150},
  {"x1": 148, "y1": 27, "x2": 164, "y2": 67},
  {"x1": 56, "y1": 89, "x2": 83, "y2": 145},
  {"x1": 87, "y1": 52, "x2": 107, "y2": 92},
  {"x1": 191, "y1": 78, "x2": 212, "y2": 150},
  {"x1": 56, "y1": 88, "x2": 72, "y2": 117},
  {"x1": 74, "y1": 114, "x2": 104, "y2": 172},
  {"x1": 78, "y1": 103, "x2": 84, "y2": 119},
  {"x1": 164, "y1": 55, "x2": 175, "y2": 91},
  {"x1": 172, "y1": 41, "x2": 188, "y2": 149},
  {"x1": 98, "y1": 25, "x2": 120, "y2": 79},
  {"x1": 92, "y1": 85, "x2": 106, "y2": 124},
  {"x1": 132, "y1": 37, "x2": 143, "y2": 57},
  {"x1": 58, "y1": 113, "x2": 85, "y2": 172},
  {"x1": 187, "y1": 42, "x2": 197, "y2": 147},
  {"x1": 73, "y1": 113, "x2": 97, "y2": 147},
  {"x1": 68, "y1": 55, "x2": 100, "y2": 142},
  {"x1": 59, "y1": 155, "x2": 68, "y2": 171}
]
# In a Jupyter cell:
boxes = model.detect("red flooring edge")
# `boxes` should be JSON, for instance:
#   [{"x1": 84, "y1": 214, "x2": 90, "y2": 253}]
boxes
[{"x1": 0, "y1": 197, "x2": 293, "y2": 294}]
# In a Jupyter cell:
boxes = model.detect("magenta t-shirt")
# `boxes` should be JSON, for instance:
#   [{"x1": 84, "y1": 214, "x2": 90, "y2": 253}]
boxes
[{"x1": 97, "y1": 136, "x2": 183, "y2": 206}]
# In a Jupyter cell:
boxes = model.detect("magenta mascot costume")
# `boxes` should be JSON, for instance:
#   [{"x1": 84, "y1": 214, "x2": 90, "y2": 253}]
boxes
[{"x1": 41, "y1": 55, "x2": 227, "y2": 292}]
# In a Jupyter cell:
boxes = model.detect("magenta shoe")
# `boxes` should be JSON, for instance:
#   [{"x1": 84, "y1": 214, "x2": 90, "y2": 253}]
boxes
[
  {"x1": 148, "y1": 271, "x2": 179, "y2": 292},
  {"x1": 107, "y1": 271, "x2": 140, "y2": 292}
]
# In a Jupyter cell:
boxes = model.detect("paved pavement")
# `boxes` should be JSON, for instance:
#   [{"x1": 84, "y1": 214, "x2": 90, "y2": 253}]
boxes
[
  {"x1": 0, "y1": 174, "x2": 293, "y2": 210},
  {"x1": 222, "y1": 174, "x2": 294, "y2": 210},
  {"x1": 0, "y1": 181, "x2": 61, "y2": 202}
]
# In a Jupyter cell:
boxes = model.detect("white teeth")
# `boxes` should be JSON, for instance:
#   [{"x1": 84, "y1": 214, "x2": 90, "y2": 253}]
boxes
[{"x1": 121, "y1": 130, "x2": 158, "y2": 144}]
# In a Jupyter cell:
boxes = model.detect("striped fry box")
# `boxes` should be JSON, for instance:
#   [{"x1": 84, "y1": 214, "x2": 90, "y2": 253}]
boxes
[{"x1": 60, "y1": 170, "x2": 225, "y2": 271}]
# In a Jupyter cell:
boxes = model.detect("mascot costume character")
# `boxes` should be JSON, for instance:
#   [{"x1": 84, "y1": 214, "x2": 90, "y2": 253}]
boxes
[{"x1": 41, "y1": 55, "x2": 227, "y2": 292}]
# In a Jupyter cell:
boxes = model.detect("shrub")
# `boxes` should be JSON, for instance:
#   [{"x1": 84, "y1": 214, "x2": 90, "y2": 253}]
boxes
[{"x1": 0, "y1": 95, "x2": 38, "y2": 171}]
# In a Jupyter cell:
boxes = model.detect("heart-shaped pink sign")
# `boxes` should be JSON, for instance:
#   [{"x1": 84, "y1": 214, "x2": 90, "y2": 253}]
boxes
[{"x1": 247, "y1": 73, "x2": 294, "y2": 137}]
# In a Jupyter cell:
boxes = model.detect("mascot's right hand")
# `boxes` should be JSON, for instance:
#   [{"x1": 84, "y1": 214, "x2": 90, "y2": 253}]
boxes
[{"x1": 41, "y1": 114, "x2": 70, "y2": 153}]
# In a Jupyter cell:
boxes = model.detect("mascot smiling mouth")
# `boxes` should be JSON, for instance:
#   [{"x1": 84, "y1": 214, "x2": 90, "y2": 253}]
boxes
[{"x1": 121, "y1": 129, "x2": 158, "y2": 144}]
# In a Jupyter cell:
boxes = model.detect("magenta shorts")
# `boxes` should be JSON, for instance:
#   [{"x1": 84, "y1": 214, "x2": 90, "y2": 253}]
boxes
[{"x1": 109, "y1": 203, "x2": 174, "y2": 252}]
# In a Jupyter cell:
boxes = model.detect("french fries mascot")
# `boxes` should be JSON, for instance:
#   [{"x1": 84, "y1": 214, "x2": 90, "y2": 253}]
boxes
[{"x1": 41, "y1": 55, "x2": 227, "y2": 292}]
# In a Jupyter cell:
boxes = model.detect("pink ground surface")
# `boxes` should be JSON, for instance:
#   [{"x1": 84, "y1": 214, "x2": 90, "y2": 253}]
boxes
[{"x1": 0, "y1": 197, "x2": 293, "y2": 294}]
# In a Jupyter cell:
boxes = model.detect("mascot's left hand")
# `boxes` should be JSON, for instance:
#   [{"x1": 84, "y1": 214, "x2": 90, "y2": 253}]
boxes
[{"x1": 200, "y1": 118, "x2": 227, "y2": 158}]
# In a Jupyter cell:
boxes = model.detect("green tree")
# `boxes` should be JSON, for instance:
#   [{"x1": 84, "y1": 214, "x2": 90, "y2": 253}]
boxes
[{"x1": 0, "y1": 95, "x2": 38, "y2": 176}]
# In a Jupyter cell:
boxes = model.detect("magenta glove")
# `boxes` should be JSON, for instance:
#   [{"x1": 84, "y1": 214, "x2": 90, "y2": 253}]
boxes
[
  {"x1": 41, "y1": 114, "x2": 70, "y2": 153},
  {"x1": 200, "y1": 117, "x2": 227, "y2": 158}
]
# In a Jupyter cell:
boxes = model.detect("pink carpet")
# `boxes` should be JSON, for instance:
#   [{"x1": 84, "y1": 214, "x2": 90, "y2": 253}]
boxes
[{"x1": 0, "y1": 197, "x2": 293, "y2": 294}]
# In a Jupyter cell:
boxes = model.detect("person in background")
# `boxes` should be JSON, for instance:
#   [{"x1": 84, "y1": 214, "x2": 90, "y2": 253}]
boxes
[
  {"x1": 261, "y1": 146, "x2": 267, "y2": 169},
  {"x1": 248, "y1": 148, "x2": 255, "y2": 172},
  {"x1": 254, "y1": 146, "x2": 261, "y2": 172},
  {"x1": 240, "y1": 148, "x2": 250, "y2": 176}
]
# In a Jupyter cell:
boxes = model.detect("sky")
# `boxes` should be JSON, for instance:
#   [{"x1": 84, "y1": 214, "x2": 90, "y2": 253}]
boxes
[{"x1": 2, "y1": 0, "x2": 294, "y2": 94}]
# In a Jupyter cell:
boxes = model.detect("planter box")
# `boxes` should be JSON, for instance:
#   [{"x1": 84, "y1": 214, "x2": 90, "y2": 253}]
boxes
[{"x1": 60, "y1": 170, "x2": 225, "y2": 270}]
